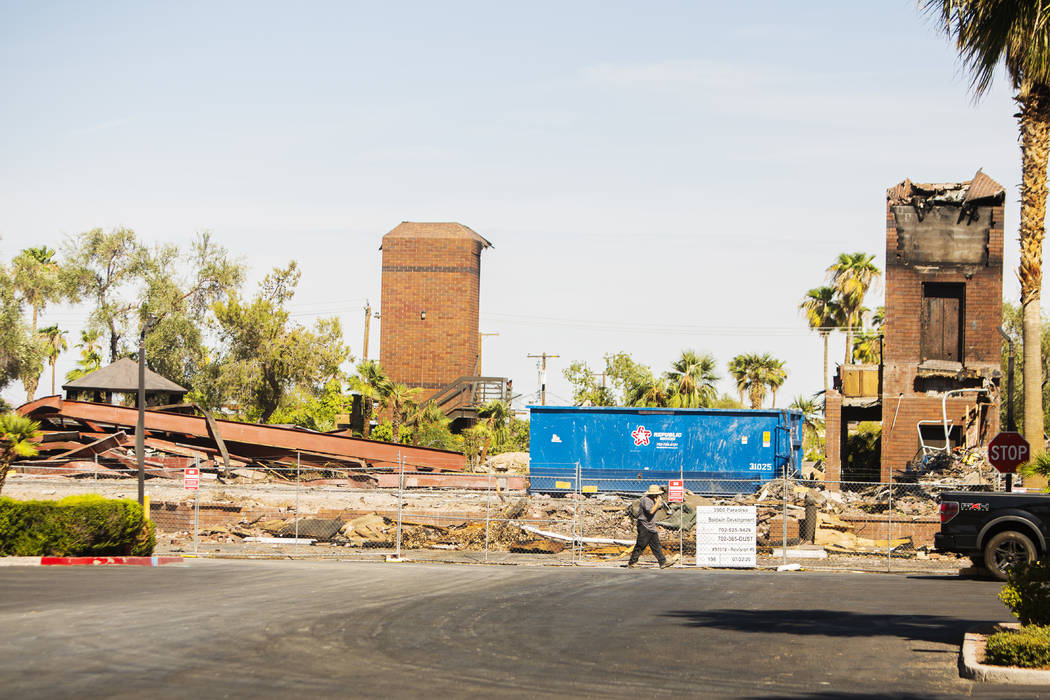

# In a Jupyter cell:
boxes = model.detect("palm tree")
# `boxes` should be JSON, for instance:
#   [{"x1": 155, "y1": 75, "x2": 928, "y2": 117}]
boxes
[
  {"x1": 729, "y1": 353, "x2": 786, "y2": 409},
  {"x1": 0, "y1": 412, "x2": 39, "y2": 494},
  {"x1": 383, "y1": 383, "x2": 420, "y2": 443},
  {"x1": 800, "y1": 286, "x2": 843, "y2": 396},
  {"x1": 789, "y1": 394, "x2": 824, "y2": 454},
  {"x1": 625, "y1": 373, "x2": 670, "y2": 407},
  {"x1": 924, "y1": 0, "x2": 1050, "y2": 456},
  {"x1": 826, "y1": 253, "x2": 880, "y2": 364},
  {"x1": 403, "y1": 400, "x2": 451, "y2": 447},
  {"x1": 852, "y1": 330, "x2": 881, "y2": 365},
  {"x1": 350, "y1": 359, "x2": 391, "y2": 438},
  {"x1": 12, "y1": 247, "x2": 61, "y2": 335},
  {"x1": 64, "y1": 329, "x2": 103, "y2": 382},
  {"x1": 39, "y1": 325, "x2": 67, "y2": 396},
  {"x1": 476, "y1": 399, "x2": 511, "y2": 461},
  {"x1": 727, "y1": 355, "x2": 748, "y2": 406},
  {"x1": 664, "y1": 349, "x2": 719, "y2": 408},
  {"x1": 764, "y1": 355, "x2": 788, "y2": 408}
]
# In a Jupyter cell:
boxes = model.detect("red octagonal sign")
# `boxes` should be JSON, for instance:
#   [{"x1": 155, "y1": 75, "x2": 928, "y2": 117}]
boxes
[{"x1": 988, "y1": 431, "x2": 1031, "y2": 474}]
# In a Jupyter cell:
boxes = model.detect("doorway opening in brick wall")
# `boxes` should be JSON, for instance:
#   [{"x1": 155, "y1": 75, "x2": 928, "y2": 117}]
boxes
[{"x1": 842, "y1": 419, "x2": 882, "y2": 485}]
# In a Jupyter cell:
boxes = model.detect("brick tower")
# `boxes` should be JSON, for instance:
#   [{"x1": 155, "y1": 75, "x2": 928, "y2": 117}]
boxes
[
  {"x1": 824, "y1": 171, "x2": 1004, "y2": 483},
  {"x1": 379, "y1": 222, "x2": 492, "y2": 396}
]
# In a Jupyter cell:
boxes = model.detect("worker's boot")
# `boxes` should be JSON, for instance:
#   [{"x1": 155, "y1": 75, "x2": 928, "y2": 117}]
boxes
[{"x1": 659, "y1": 559, "x2": 673, "y2": 569}]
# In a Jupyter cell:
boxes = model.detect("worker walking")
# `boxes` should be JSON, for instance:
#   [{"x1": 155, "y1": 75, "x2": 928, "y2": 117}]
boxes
[{"x1": 627, "y1": 484, "x2": 672, "y2": 568}]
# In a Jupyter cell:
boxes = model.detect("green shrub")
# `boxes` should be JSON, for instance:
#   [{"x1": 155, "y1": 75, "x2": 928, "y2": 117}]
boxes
[
  {"x1": 985, "y1": 625, "x2": 1050, "y2": 668},
  {"x1": 999, "y1": 559, "x2": 1050, "y2": 626},
  {"x1": 0, "y1": 495, "x2": 155, "y2": 557}
]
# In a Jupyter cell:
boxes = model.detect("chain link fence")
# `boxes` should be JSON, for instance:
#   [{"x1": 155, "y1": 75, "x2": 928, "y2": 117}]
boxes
[{"x1": 3, "y1": 455, "x2": 1003, "y2": 571}]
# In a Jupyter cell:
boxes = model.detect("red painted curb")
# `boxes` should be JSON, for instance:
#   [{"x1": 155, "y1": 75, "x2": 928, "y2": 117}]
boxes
[{"x1": 40, "y1": 556, "x2": 183, "y2": 566}]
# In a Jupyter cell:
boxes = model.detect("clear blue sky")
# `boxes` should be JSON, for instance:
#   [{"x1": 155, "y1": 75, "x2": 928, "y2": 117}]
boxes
[{"x1": 0, "y1": 1, "x2": 1029, "y2": 408}]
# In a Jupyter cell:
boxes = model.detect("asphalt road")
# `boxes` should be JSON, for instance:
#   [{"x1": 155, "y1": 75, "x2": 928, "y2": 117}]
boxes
[{"x1": 0, "y1": 560, "x2": 1044, "y2": 699}]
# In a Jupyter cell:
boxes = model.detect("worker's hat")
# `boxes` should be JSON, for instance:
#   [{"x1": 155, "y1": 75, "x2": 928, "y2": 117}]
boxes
[{"x1": 645, "y1": 484, "x2": 664, "y2": 495}]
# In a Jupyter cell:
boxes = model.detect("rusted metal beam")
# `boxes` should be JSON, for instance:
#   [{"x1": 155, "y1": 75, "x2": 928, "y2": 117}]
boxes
[
  {"x1": 51, "y1": 431, "x2": 130, "y2": 461},
  {"x1": 18, "y1": 397, "x2": 466, "y2": 471}
]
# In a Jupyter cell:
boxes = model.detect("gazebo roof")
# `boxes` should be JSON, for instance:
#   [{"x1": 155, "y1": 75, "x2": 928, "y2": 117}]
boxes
[{"x1": 62, "y1": 358, "x2": 188, "y2": 394}]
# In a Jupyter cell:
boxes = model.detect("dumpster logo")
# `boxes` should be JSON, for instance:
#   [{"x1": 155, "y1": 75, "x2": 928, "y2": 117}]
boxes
[{"x1": 631, "y1": 425, "x2": 652, "y2": 446}]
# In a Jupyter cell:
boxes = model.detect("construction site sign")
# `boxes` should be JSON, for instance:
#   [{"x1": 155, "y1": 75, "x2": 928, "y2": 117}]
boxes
[
  {"x1": 184, "y1": 467, "x2": 200, "y2": 490},
  {"x1": 667, "y1": 479, "x2": 684, "y2": 502},
  {"x1": 696, "y1": 506, "x2": 756, "y2": 568}
]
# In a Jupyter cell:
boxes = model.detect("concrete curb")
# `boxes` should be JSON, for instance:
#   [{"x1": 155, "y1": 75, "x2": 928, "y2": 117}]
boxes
[
  {"x1": 961, "y1": 623, "x2": 1050, "y2": 684},
  {"x1": 0, "y1": 556, "x2": 184, "y2": 567}
]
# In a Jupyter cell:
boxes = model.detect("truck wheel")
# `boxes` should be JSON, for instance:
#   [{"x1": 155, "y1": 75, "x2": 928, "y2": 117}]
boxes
[{"x1": 983, "y1": 531, "x2": 1037, "y2": 581}]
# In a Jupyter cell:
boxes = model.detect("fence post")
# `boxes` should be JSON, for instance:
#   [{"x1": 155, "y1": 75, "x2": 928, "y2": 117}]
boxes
[
  {"x1": 484, "y1": 469, "x2": 492, "y2": 563},
  {"x1": 193, "y1": 455, "x2": 200, "y2": 557},
  {"x1": 572, "y1": 461, "x2": 581, "y2": 566},
  {"x1": 395, "y1": 452, "x2": 404, "y2": 560},
  {"x1": 781, "y1": 467, "x2": 788, "y2": 568},
  {"x1": 94, "y1": 453, "x2": 98, "y2": 482},
  {"x1": 678, "y1": 461, "x2": 684, "y2": 567},
  {"x1": 295, "y1": 451, "x2": 300, "y2": 557},
  {"x1": 887, "y1": 473, "x2": 893, "y2": 573}
]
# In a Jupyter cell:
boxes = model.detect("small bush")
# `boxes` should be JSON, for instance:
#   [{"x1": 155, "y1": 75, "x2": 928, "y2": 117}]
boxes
[
  {"x1": 0, "y1": 495, "x2": 155, "y2": 557},
  {"x1": 985, "y1": 625, "x2": 1050, "y2": 668},
  {"x1": 999, "y1": 559, "x2": 1050, "y2": 626}
]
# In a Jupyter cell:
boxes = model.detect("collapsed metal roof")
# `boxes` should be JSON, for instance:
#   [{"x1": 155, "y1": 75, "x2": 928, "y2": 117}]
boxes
[{"x1": 17, "y1": 396, "x2": 466, "y2": 473}]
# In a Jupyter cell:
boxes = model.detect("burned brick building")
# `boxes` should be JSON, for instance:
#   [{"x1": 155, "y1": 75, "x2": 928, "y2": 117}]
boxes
[
  {"x1": 378, "y1": 222, "x2": 509, "y2": 427},
  {"x1": 825, "y1": 171, "x2": 1004, "y2": 483}
]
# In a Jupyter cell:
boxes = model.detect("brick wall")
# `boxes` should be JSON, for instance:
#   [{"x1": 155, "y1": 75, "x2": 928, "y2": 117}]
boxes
[
  {"x1": 840, "y1": 516, "x2": 941, "y2": 549},
  {"x1": 879, "y1": 197, "x2": 1004, "y2": 478},
  {"x1": 379, "y1": 236, "x2": 484, "y2": 394},
  {"x1": 824, "y1": 390, "x2": 843, "y2": 487}
]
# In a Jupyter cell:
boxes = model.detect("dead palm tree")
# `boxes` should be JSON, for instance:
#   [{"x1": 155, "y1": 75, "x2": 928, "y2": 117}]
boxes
[
  {"x1": 800, "y1": 286, "x2": 843, "y2": 396},
  {"x1": 923, "y1": 0, "x2": 1050, "y2": 455},
  {"x1": 826, "y1": 253, "x2": 880, "y2": 365}
]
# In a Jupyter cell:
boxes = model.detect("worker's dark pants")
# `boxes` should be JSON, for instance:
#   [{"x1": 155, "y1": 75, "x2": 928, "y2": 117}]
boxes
[{"x1": 628, "y1": 521, "x2": 666, "y2": 565}]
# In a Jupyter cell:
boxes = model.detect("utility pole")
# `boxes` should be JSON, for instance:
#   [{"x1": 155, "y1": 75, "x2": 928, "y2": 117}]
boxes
[
  {"x1": 135, "y1": 314, "x2": 157, "y2": 507},
  {"x1": 589, "y1": 371, "x2": 608, "y2": 390},
  {"x1": 362, "y1": 301, "x2": 372, "y2": 361},
  {"x1": 477, "y1": 332, "x2": 499, "y2": 375},
  {"x1": 528, "y1": 352, "x2": 560, "y2": 406}
]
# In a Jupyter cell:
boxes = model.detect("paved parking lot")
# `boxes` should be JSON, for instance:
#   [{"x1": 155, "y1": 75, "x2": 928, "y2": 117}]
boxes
[{"x1": 0, "y1": 560, "x2": 1043, "y2": 698}]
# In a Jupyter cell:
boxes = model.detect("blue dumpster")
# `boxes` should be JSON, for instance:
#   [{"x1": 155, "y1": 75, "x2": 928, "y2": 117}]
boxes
[{"x1": 528, "y1": 405, "x2": 803, "y2": 495}]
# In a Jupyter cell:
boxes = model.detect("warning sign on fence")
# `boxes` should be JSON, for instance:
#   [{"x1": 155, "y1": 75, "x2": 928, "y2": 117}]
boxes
[
  {"x1": 184, "y1": 467, "x2": 200, "y2": 490},
  {"x1": 667, "y1": 479, "x2": 684, "y2": 502}
]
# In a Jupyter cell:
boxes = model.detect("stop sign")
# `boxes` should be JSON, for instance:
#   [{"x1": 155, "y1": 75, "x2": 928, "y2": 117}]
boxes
[{"x1": 988, "y1": 431, "x2": 1031, "y2": 474}]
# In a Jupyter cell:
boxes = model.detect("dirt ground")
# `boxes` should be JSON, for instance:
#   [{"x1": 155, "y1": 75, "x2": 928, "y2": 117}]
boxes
[{"x1": 3, "y1": 472, "x2": 975, "y2": 576}]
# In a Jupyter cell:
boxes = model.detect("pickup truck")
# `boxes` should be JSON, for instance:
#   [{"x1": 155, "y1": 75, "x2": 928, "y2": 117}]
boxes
[{"x1": 935, "y1": 491, "x2": 1050, "y2": 580}]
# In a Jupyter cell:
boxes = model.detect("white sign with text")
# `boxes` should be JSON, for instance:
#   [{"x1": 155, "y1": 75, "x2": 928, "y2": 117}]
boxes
[{"x1": 696, "y1": 506, "x2": 756, "y2": 568}]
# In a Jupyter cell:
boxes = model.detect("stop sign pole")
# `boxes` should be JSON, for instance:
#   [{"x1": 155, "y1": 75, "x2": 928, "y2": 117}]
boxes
[{"x1": 998, "y1": 326, "x2": 1018, "y2": 491}]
